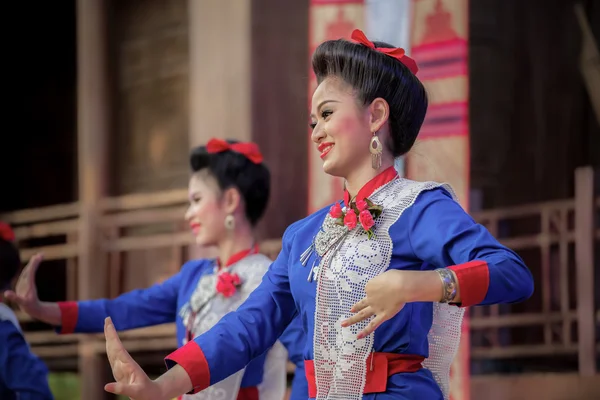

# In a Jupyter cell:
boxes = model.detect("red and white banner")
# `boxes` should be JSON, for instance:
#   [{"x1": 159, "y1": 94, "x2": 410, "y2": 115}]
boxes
[
  {"x1": 366, "y1": 0, "x2": 413, "y2": 177},
  {"x1": 408, "y1": 1, "x2": 471, "y2": 399},
  {"x1": 308, "y1": 0, "x2": 365, "y2": 213}
]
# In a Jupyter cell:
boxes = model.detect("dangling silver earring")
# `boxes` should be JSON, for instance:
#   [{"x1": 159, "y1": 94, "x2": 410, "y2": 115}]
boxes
[
  {"x1": 370, "y1": 132, "x2": 383, "y2": 169},
  {"x1": 224, "y1": 215, "x2": 235, "y2": 231}
]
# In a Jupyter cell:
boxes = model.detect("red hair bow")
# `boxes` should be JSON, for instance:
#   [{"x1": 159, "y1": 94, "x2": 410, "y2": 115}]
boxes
[
  {"x1": 0, "y1": 222, "x2": 15, "y2": 242},
  {"x1": 350, "y1": 29, "x2": 419, "y2": 75},
  {"x1": 206, "y1": 138, "x2": 264, "y2": 164}
]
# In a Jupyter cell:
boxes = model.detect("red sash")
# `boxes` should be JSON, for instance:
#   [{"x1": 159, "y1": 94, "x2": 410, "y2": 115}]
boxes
[{"x1": 304, "y1": 352, "x2": 424, "y2": 397}]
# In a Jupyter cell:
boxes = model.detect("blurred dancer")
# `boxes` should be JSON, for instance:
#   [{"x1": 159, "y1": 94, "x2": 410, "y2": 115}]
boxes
[{"x1": 6, "y1": 139, "x2": 301, "y2": 400}]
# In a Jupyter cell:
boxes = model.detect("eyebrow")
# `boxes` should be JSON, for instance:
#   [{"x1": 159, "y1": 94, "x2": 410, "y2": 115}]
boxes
[{"x1": 309, "y1": 100, "x2": 340, "y2": 119}]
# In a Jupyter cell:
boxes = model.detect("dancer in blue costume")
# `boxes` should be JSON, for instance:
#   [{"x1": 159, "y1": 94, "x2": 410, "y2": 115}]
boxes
[
  {"x1": 5, "y1": 139, "x2": 305, "y2": 400},
  {"x1": 101, "y1": 30, "x2": 534, "y2": 400},
  {"x1": 0, "y1": 222, "x2": 54, "y2": 399}
]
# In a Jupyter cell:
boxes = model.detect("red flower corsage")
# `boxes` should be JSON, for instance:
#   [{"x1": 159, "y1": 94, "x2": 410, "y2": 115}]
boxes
[
  {"x1": 216, "y1": 271, "x2": 242, "y2": 298},
  {"x1": 0, "y1": 222, "x2": 15, "y2": 242},
  {"x1": 329, "y1": 197, "x2": 382, "y2": 239}
]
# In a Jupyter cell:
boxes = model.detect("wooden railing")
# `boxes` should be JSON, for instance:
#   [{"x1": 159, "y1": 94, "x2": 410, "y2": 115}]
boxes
[
  {"x1": 468, "y1": 168, "x2": 598, "y2": 375},
  {"x1": 470, "y1": 203, "x2": 599, "y2": 358},
  {"x1": 2, "y1": 189, "x2": 192, "y2": 361},
  {"x1": 1, "y1": 167, "x2": 598, "y2": 374}
]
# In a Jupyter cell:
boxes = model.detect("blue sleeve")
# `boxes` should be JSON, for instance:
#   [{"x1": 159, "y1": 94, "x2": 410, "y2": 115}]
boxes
[
  {"x1": 277, "y1": 299, "x2": 308, "y2": 400},
  {"x1": 60, "y1": 263, "x2": 189, "y2": 334},
  {"x1": 279, "y1": 316, "x2": 305, "y2": 366},
  {"x1": 0, "y1": 322, "x2": 54, "y2": 399},
  {"x1": 166, "y1": 224, "x2": 299, "y2": 391},
  {"x1": 279, "y1": 316, "x2": 309, "y2": 400},
  {"x1": 406, "y1": 188, "x2": 534, "y2": 306},
  {"x1": 289, "y1": 366, "x2": 308, "y2": 400}
]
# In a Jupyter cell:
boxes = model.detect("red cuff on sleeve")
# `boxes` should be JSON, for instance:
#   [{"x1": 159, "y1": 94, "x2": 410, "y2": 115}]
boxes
[
  {"x1": 165, "y1": 341, "x2": 210, "y2": 394},
  {"x1": 57, "y1": 301, "x2": 78, "y2": 334},
  {"x1": 448, "y1": 260, "x2": 489, "y2": 307}
]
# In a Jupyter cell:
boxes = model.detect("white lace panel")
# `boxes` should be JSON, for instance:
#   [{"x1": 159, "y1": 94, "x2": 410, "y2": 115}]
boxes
[
  {"x1": 180, "y1": 254, "x2": 287, "y2": 400},
  {"x1": 422, "y1": 303, "x2": 464, "y2": 399},
  {"x1": 179, "y1": 254, "x2": 273, "y2": 340},
  {"x1": 312, "y1": 179, "x2": 464, "y2": 399}
]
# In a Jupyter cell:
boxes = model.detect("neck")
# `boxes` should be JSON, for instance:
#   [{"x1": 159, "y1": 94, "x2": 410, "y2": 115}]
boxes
[
  {"x1": 216, "y1": 223, "x2": 256, "y2": 266},
  {"x1": 344, "y1": 157, "x2": 394, "y2": 200}
]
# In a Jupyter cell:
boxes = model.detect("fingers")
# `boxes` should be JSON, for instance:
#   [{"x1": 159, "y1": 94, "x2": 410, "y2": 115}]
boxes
[
  {"x1": 104, "y1": 382, "x2": 134, "y2": 396},
  {"x1": 104, "y1": 382, "x2": 120, "y2": 394},
  {"x1": 16, "y1": 254, "x2": 44, "y2": 290},
  {"x1": 350, "y1": 298, "x2": 368, "y2": 313},
  {"x1": 357, "y1": 314, "x2": 385, "y2": 340},
  {"x1": 105, "y1": 317, "x2": 128, "y2": 368},
  {"x1": 2, "y1": 290, "x2": 21, "y2": 304},
  {"x1": 341, "y1": 305, "x2": 375, "y2": 327},
  {"x1": 24, "y1": 254, "x2": 44, "y2": 285}
]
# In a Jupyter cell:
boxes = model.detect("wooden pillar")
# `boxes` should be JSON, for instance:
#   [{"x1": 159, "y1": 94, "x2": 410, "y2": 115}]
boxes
[
  {"x1": 188, "y1": 0, "x2": 309, "y2": 240},
  {"x1": 188, "y1": 0, "x2": 252, "y2": 147},
  {"x1": 187, "y1": 0, "x2": 251, "y2": 260},
  {"x1": 575, "y1": 166, "x2": 596, "y2": 377},
  {"x1": 77, "y1": 0, "x2": 110, "y2": 398}
]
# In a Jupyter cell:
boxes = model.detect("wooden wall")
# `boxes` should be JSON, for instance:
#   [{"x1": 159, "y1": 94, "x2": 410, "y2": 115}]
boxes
[
  {"x1": 108, "y1": 0, "x2": 190, "y2": 195},
  {"x1": 251, "y1": 0, "x2": 310, "y2": 239},
  {"x1": 104, "y1": 0, "x2": 309, "y2": 291},
  {"x1": 469, "y1": 0, "x2": 600, "y2": 209}
]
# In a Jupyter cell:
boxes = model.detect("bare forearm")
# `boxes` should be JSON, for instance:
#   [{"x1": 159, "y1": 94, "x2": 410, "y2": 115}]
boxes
[
  {"x1": 154, "y1": 364, "x2": 193, "y2": 399},
  {"x1": 31, "y1": 302, "x2": 62, "y2": 326},
  {"x1": 405, "y1": 270, "x2": 462, "y2": 304}
]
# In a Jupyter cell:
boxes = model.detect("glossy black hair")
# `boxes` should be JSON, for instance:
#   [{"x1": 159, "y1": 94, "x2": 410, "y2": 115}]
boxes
[
  {"x1": 190, "y1": 141, "x2": 270, "y2": 226},
  {"x1": 312, "y1": 38, "x2": 428, "y2": 157},
  {"x1": 0, "y1": 238, "x2": 20, "y2": 289}
]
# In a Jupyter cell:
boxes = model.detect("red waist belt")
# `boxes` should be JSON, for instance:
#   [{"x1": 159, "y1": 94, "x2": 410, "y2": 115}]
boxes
[{"x1": 304, "y1": 352, "x2": 425, "y2": 397}]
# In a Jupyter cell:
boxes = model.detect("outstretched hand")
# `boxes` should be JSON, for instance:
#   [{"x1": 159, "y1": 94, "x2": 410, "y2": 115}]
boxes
[
  {"x1": 104, "y1": 317, "x2": 160, "y2": 400},
  {"x1": 3, "y1": 254, "x2": 44, "y2": 315}
]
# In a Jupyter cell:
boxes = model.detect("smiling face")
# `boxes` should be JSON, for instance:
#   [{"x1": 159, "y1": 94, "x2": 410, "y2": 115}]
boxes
[
  {"x1": 310, "y1": 77, "x2": 374, "y2": 179},
  {"x1": 184, "y1": 171, "x2": 230, "y2": 247}
]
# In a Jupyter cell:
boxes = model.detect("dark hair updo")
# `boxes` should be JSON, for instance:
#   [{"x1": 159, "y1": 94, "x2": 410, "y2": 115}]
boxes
[
  {"x1": 189, "y1": 140, "x2": 270, "y2": 226},
  {"x1": 0, "y1": 225, "x2": 20, "y2": 289},
  {"x1": 312, "y1": 39, "x2": 428, "y2": 157}
]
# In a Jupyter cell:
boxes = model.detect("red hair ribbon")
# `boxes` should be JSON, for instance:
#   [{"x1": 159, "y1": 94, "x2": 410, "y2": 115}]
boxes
[
  {"x1": 206, "y1": 138, "x2": 264, "y2": 164},
  {"x1": 0, "y1": 222, "x2": 15, "y2": 242},
  {"x1": 350, "y1": 29, "x2": 419, "y2": 75}
]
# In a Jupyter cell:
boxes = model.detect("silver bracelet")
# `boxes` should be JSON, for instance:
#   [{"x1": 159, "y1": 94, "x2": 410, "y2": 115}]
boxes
[{"x1": 435, "y1": 268, "x2": 457, "y2": 303}]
